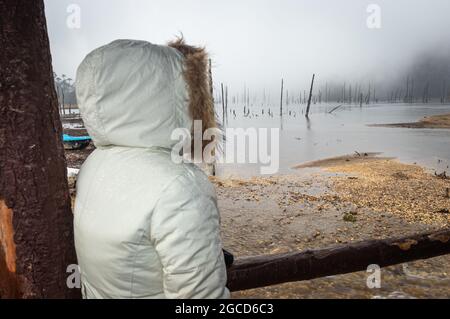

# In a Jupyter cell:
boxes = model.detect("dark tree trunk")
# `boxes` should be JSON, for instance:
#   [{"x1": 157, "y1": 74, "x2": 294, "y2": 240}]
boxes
[
  {"x1": 305, "y1": 74, "x2": 315, "y2": 117},
  {"x1": 279, "y1": 79, "x2": 283, "y2": 117},
  {"x1": 0, "y1": 0, "x2": 80, "y2": 298},
  {"x1": 221, "y1": 83, "x2": 225, "y2": 126}
]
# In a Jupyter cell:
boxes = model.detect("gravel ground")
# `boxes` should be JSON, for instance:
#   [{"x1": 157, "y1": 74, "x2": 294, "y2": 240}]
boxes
[{"x1": 211, "y1": 157, "x2": 450, "y2": 299}]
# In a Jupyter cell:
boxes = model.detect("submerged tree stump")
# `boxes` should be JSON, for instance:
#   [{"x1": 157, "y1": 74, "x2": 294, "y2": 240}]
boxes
[{"x1": 0, "y1": 0, "x2": 79, "y2": 298}]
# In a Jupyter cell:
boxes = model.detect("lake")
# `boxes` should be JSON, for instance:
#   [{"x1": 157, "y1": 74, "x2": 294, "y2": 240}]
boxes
[{"x1": 215, "y1": 103, "x2": 450, "y2": 177}]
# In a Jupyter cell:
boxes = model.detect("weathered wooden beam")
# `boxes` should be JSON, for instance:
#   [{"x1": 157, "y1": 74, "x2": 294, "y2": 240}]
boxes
[{"x1": 227, "y1": 228, "x2": 450, "y2": 292}]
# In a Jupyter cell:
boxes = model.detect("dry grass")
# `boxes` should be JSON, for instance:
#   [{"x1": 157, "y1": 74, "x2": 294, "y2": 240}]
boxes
[
  {"x1": 421, "y1": 113, "x2": 450, "y2": 128},
  {"x1": 370, "y1": 112, "x2": 450, "y2": 129},
  {"x1": 325, "y1": 159, "x2": 450, "y2": 226}
]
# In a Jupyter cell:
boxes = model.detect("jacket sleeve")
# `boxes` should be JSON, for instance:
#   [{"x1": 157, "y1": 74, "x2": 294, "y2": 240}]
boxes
[{"x1": 150, "y1": 172, "x2": 230, "y2": 299}]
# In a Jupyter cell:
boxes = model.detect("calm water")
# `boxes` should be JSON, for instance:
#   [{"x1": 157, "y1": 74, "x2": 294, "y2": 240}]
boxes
[{"x1": 215, "y1": 103, "x2": 450, "y2": 177}]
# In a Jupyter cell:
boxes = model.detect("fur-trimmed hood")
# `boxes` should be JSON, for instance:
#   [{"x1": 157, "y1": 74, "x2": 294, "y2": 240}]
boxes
[{"x1": 75, "y1": 39, "x2": 216, "y2": 150}]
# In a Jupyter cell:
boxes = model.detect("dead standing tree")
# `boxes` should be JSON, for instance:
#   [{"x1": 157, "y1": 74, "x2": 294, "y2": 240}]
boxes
[
  {"x1": 305, "y1": 74, "x2": 315, "y2": 117},
  {"x1": 279, "y1": 79, "x2": 284, "y2": 129},
  {"x1": 221, "y1": 83, "x2": 226, "y2": 126},
  {"x1": 207, "y1": 59, "x2": 216, "y2": 176},
  {"x1": 0, "y1": 0, "x2": 79, "y2": 298},
  {"x1": 279, "y1": 78, "x2": 284, "y2": 117}
]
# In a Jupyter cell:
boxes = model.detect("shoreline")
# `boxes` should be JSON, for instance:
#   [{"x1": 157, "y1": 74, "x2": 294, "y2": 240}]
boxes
[
  {"x1": 292, "y1": 152, "x2": 391, "y2": 169},
  {"x1": 369, "y1": 112, "x2": 450, "y2": 129}
]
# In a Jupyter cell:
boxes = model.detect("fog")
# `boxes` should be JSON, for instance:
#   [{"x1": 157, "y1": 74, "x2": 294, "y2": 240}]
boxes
[{"x1": 44, "y1": 0, "x2": 450, "y2": 100}]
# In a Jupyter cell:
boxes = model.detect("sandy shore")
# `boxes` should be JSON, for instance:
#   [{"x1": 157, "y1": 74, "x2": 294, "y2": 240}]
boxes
[
  {"x1": 293, "y1": 152, "x2": 391, "y2": 169},
  {"x1": 371, "y1": 112, "x2": 450, "y2": 129}
]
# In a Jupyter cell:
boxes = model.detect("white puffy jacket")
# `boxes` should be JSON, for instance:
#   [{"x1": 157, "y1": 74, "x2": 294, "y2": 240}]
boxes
[{"x1": 74, "y1": 40, "x2": 229, "y2": 299}]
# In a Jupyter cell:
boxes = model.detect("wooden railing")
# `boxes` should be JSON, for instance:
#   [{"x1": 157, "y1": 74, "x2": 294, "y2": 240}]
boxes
[{"x1": 227, "y1": 228, "x2": 450, "y2": 291}]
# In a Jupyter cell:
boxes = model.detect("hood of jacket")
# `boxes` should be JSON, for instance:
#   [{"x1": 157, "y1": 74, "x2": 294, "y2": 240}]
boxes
[{"x1": 75, "y1": 39, "x2": 216, "y2": 150}]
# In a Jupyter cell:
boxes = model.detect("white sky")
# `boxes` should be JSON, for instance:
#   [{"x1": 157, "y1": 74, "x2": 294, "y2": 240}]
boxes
[{"x1": 45, "y1": 0, "x2": 450, "y2": 96}]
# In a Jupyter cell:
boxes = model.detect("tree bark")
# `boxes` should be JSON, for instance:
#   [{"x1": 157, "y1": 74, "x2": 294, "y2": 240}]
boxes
[
  {"x1": 0, "y1": 0, "x2": 80, "y2": 298},
  {"x1": 227, "y1": 228, "x2": 450, "y2": 292}
]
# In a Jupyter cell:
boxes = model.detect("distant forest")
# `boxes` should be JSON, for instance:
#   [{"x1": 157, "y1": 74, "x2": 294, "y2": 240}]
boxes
[
  {"x1": 57, "y1": 49, "x2": 450, "y2": 109},
  {"x1": 54, "y1": 72, "x2": 76, "y2": 107},
  {"x1": 215, "y1": 50, "x2": 450, "y2": 106}
]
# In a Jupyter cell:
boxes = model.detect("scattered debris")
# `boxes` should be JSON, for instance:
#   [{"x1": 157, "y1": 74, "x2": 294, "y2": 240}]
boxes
[
  {"x1": 435, "y1": 171, "x2": 448, "y2": 179},
  {"x1": 328, "y1": 104, "x2": 343, "y2": 114}
]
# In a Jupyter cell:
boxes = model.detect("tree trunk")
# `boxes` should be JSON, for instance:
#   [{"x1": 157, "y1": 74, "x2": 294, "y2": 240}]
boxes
[
  {"x1": 279, "y1": 79, "x2": 283, "y2": 117},
  {"x1": 305, "y1": 74, "x2": 315, "y2": 117},
  {"x1": 221, "y1": 83, "x2": 225, "y2": 126},
  {"x1": 0, "y1": 0, "x2": 80, "y2": 298}
]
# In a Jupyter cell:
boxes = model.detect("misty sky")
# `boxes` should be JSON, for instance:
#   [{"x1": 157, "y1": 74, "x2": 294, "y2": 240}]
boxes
[{"x1": 44, "y1": 0, "x2": 450, "y2": 97}]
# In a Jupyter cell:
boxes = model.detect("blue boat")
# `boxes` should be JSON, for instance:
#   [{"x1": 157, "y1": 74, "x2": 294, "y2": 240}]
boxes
[{"x1": 63, "y1": 134, "x2": 91, "y2": 150}]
